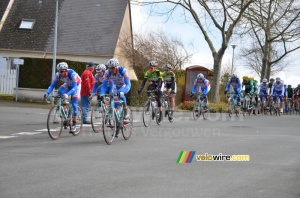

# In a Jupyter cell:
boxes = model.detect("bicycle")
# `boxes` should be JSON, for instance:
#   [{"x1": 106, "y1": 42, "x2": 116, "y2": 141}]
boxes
[
  {"x1": 162, "y1": 91, "x2": 174, "y2": 122},
  {"x1": 227, "y1": 93, "x2": 240, "y2": 117},
  {"x1": 241, "y1": 93, "x2": 252, "y2": 116},
  {"x1": 91, "y1": 95, "x2": 109, "y2": 133},
  {"x1": 259, "y1": 94, "x2": 269, "y2": 115},
  {"x1": 46, "y1": 95, "x2": 83, "y2": 140},
  {"x1": 270, "y1": 95, "x2": 282, "y2": 116},
  {"x1": 102, "y1": 94, "x2": 133, "y2": 145},
  {"x1": 142, "y1": 90, "x2": 163, "y2": 127},
  {"x1": 192, "y1": 93, "x2": 209, "y2": 120}
]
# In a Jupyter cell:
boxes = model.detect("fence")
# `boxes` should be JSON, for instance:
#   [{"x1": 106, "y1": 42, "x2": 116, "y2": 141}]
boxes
[{"x1": 0, "y1": 69, "x2": 16, "y2": 94}]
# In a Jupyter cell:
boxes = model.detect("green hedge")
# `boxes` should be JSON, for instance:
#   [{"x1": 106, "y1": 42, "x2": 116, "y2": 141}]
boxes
[{"x1": 19, "y1": 58, "x2": 87, "y2": 89}]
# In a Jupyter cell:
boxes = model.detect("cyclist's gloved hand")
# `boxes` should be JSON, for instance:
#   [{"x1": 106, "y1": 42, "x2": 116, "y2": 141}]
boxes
[
  {"x1": 62, "y1": 94, "x2": 68, "y2": 100},
  {"x1": 99, "y1": 94, "x2": 105, "y2": 99},
  {"x1": 138, "y1": 88, "x2": 142, "y2": 95},
  {"x1": 154, "y1": 88, "x2": 160, "y2": 94},
  {"x1": 43, "y1": 93, "x2": 48, "y2": 100},
  {"x1": 224, "y1": 90, "x2": 228, "y2": 95},
  {"x1": 118, "y1": 92, "x2": 125, "y2": 98},
  {"x1": 202, "y1": 94, "x2": 207, "y2": 99},
  {"x1": 190, "y1": 92, "x2": 194, "y2": 98}
]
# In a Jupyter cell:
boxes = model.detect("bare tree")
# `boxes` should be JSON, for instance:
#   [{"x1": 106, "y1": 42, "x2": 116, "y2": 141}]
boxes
[
  {"x1": 117, "y1": 29, "x2": 193, "y2": 79},
  {"x1": 131, "y1": 0, "x2": 254, "y2": 102},
  {"x1": 239, "y1": 41, "x2": 292, "y2": 79},
  {"x1": 241, "y1": 0, "x2": 300, "y2": 81}
]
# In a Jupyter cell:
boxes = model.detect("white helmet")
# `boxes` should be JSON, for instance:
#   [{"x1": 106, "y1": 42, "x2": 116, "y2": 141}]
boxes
[
  {"x1": 275, "y1": 77, "x2": 281, "y2": 82},
  {"x1": 96, "y1": 64, "x2": 106, "y2": 72},
  {"x1": 107, "y1": 58, "x2": 119, "y2": 68},
  {"x1": 148, "y1": 60, "x2": 157, "y2": 67},
  {"x1": 56, "y1": 62, "x2": 68, "y2": 71},
  {"x1": 262, "y1": 78, "x2": 267, "y2": 83},
  {"x1": 231, "y1": 74, "x2": 237, "y2": 78},
  {"x1": 197, "y1": 73, "x2": 204, "y2": 80}
]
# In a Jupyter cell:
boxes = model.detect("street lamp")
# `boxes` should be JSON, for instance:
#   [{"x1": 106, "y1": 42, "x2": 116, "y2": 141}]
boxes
[
  {"x1": 51, "y1": 0, "x2": 58, "y2": 104},
  {"x1": 231, "y1": 44, "x2": 237, "y2": 75}
]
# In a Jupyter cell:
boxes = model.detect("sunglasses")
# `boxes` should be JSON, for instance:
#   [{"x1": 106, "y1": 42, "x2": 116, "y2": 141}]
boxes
[
  {"x1": 109, "y1": 67, "x2": 116, "y2": 70},
  {"x1": 59, "y1": 70, "x2": 66, "y2": 73}
]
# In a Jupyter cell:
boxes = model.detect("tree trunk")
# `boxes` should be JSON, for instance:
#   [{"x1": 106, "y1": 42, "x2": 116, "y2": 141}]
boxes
[
  {"x1": 211, "y1": 55, "x2": 223, "y2": 103},
  {"x1": 265, "y1": 44, "x2": 272, "y2": 80}
]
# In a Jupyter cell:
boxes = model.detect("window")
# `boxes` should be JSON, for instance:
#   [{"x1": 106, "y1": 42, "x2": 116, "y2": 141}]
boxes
[{"x1": 18, "y1": 19, "x2": 35, "y2": 30}]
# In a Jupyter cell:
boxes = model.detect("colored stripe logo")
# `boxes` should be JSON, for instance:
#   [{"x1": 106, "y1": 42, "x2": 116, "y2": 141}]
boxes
[{"x1": 177, "y1": 151, "x2": 196, "y2": 163}]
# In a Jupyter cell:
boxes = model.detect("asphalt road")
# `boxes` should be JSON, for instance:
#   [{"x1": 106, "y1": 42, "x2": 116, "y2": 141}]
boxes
[{"x1": 0, "y1": 101, "x2": 300, "y2": 198}]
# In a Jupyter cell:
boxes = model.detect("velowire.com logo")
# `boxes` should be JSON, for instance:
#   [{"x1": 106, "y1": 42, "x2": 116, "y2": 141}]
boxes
[{"x1": 177, "y1": 151, "x2": 250, "y2": 163}]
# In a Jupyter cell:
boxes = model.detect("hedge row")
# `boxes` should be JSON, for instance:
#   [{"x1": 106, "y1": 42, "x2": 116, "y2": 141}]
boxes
[{"x1": 18, "y1": 58, "x2": 184, "y2": 106}]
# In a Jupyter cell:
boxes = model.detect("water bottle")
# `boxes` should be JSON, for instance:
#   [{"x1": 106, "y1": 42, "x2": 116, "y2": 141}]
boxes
[
  {"x1": 152, "y1": 101, "x2": 157, "y2": 109},
  {"x1": 114, "y1": 96, "x2": 120, "y2": 108},
  {"x1": 104, "y1": 96, "x2": 110, "y2": 105},
  {"x1": 164, "y1": 101, "x2": 168, "y2": 108}
]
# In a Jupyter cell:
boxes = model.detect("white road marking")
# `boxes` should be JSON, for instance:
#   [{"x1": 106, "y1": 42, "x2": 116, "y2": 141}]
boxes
[
  {"x1": 0, "y1": 136, "x2": 17, "y2": 139},
  {"x1": 12, "y1": 132, "x2": 43, "y2": 135}
]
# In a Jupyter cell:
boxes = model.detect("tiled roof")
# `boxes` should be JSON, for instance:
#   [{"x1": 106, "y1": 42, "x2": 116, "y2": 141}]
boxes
[{"x1": 0, "y1": 0, "x2": 128, "y2": 56}]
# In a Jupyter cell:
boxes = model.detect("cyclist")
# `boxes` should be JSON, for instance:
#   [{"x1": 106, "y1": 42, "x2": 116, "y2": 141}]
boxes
[
  {"x1": 283, "y1": 84, "x2": 288, "y2": 112},
  {"x1": 257, "y1": 78, "x2": 269, "y2": 111},
  {"x1": 294, "y1": 84, "x2": 300, "y2": 111},
  {"x1": 90, "y1": 64, "x2": 107, "y2": 100},
  {"x1": 161, "y1": 64, "x2": 176, "y2": 118},
  {"x1": 190, "y1": 73, "x2": 210, "y2": 116},
  {"x1": 43, "y1": 62, "x2": 81, "y2": 133},
  {"x1": 267, "y1": 78, "x2": 275, "y2": 107},
  {"x1": 253, "y1": 80, "x2": 259, "y2": 114},
  {"x1": 100, "y1": 58, "x2": 131, "y2": 126},
  {"x1": 271, "y1": 77, "x2": 284, "y2": 113},
  {"x1": 224, "y1": 74, "x2": 242, "y2": 106},
  {"x1": 138, "y1": 60, "x2": 163, "y2": 123},
  {"x1": 286, "y1": 84, "x2": 294, "y2": 112},
  {"x1": 241, "y1": 76, "x2": 254, "y2": 109}
]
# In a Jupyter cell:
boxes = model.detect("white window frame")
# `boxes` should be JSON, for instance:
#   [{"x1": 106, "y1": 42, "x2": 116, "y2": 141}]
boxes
[{"x1": 18, "y1": 19, "x2": 35, "y2": 30}]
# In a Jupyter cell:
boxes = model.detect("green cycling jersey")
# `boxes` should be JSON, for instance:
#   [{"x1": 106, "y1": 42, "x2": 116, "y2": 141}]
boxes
[{"x1": 161, "y1": 71, "x2": 175, "y2": 84}]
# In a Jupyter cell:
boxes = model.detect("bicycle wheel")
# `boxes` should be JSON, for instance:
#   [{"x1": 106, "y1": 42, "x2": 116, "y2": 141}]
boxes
[
  {"x1": 91, "y1": 103, "x2": 104, "y2": 133},
  {"x1": 70, "y1": 106, "x2": 83, "y2": 136},
  {"x1": 103, "y1": 108, "x2": 116, "y2": 145},
  {"x1": 47, "y1": 106, "x2": 63, "y2": 140},
  {"x1": 156, "y1": 106, "x2": 163, "y2": 125},
  {"x1": 192, "y1": 101, "x2": 200, "y2": 120},
  {"x1": 235, "y1": 106, "x2": 239, "y2": 117},
  {"x1": 168, "y1": 109, "x2": 174, "y2": 123},
  {"x1": 142, "y1": 101, "x2": 152, "y2": 127},
  {"x1": 202, "y1": 106, "x2": 209, "y2": 120},
  {"x1": 122, "y1": 107, "x2": 133, "y2": 140}
]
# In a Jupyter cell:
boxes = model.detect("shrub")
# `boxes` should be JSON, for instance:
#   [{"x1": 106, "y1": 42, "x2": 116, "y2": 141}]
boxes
[{"x1": 178, "y1": 101, "x2": 228, "y2": 113}]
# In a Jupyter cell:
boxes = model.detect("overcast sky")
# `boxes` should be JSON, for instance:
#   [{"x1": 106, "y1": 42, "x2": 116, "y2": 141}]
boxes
[{"x1": 131, "y1": 2, "x2": 300, "y2": 87}]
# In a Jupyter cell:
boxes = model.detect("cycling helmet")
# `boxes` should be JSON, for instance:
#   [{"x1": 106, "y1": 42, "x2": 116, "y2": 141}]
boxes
[
  {"x1": 262, "y1": 78, "x2": 267, "y2": 83},
  {"x1": 242, "y1": 76, "x2": 248, "y2": 80},
  {"x1": 270, "y1": 78, "x2": 275, "y2": 81},
  {"x1": 275, "y1": 77, "x2": 281, "y2": 82},
  {"x1": 231, "y1": 74, "x2": 237, "y2": 78},
  {"x1": 96, "y1": 64, "x2": 106, "y2": 72},
  {"x1": 148, "y1": 60, "x2": 157, "y2": 67},
  {"x1": 249, "y1": 77, "x2": 254, "y2": 81},
  {"x1": 288, "y1": 85, "x2": 292, "y2": 88},
  {"x1": 107, "y1": 58, "x2": 119, "y2": 68},
  {"x1": 163, "y1": 64, "x2": 172, "y2": 70},
  {"x1": 56, "y1": 62, "x2": 68, "y2": 71},
  {"x1": 197, "y1": 73, "x2": 204, "y2": 80}
]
